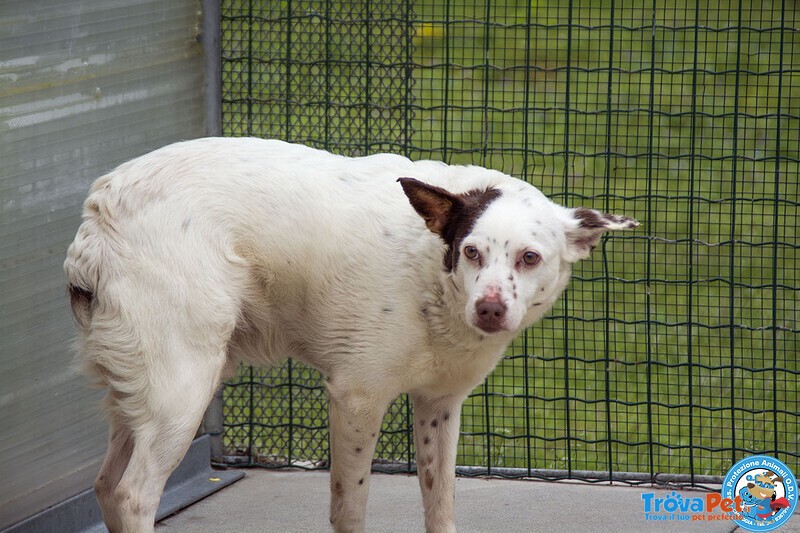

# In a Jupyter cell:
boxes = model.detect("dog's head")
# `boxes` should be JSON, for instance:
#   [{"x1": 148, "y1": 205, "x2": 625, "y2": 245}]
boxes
[{"x1": 399, "y1": 177, "x2": 639, "y2": 335}]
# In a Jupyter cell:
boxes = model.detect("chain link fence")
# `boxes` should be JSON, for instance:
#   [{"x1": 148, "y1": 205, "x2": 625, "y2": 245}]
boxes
[{"x1": 219, "y1": 0, "x2": 798, "y2": 487}]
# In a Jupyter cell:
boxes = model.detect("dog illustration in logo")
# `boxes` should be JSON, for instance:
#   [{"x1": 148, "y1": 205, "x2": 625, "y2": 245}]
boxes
[{"x1": 739, "y1": 470, "x2": 791, "y2": 520}]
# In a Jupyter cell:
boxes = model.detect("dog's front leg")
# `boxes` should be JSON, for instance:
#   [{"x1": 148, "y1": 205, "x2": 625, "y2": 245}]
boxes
[
  {"x1": 411, "y1": 393, "x2": 465, "y2": 533},
  {"x1": 326, "y1": 379, "x2": 391, "y2": 533}
]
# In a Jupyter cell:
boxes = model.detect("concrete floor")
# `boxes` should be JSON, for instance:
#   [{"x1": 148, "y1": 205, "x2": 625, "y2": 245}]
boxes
[{"x1": 156, "y1": 469, "x2": 800, "y2": 532}]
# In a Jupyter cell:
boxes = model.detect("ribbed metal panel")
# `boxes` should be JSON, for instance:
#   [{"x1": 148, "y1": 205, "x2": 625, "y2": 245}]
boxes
[{"x1": 0, "y1": 0, "x2": 207, "y2": 527}]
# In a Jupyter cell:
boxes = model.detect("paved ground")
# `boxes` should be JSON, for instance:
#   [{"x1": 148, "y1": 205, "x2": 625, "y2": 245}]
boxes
[{"x1": 157, "y1": 469, "x2": 800, "y2": 532}]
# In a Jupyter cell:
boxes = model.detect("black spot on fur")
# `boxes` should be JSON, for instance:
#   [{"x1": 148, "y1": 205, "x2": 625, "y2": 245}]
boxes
[
  {"x1": 430, "y1": 419, "x2": 438, "y2": 428},
  {"x1": 371, "y1": 432, "x2": 376, "y2": 437},
  {"x1": 424, "y1": 436, "x2": 430, "y2": 445},
  {"x1": 359, "y1": 478, "x2": 364, "y2": 485},
  {"x1": 443, "y1": 412, "x2": 450, "y2": 421},
  {"x1": 355, "y1": 447, "x2": 362, "y2": 453},
  {"x1": 382, "y1": 307, "x2": 393, "y2": 313}
]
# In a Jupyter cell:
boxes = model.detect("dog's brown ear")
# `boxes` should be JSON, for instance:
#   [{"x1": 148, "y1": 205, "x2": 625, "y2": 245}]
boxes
[
  {"x1": 565, "y1": 207, "x2": 640, "y2": 262},
  {"x1": 398, "y1": 178, "x2": 461, "y2": 236}
]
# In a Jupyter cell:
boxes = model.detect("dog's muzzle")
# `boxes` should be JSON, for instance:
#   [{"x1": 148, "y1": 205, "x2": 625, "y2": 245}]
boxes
[{"x1": 474, "y1": 295, "x2": 507, "y2": 333}]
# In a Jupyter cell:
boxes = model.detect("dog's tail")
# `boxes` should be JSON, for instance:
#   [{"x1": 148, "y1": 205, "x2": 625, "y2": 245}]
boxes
[
  {"x1": 64, "y1": 179, "x2": 124, "y2": 388},
  {"x1": 64, "y1": 175, "x2": 115, "y2": 334},
  {"x1": 64, "y1": 224, "x2": 101, "y2": 335},
  {"x1": 64, "y1": 225, "x2": 99, "y2": 386}
]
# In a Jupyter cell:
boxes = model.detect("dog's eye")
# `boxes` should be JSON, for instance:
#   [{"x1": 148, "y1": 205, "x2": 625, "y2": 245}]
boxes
[
  {"x1": 521, "y1": 251, "x2": 540, "y2": 266},
  {"x1": 464, "y1": 245, "x2": 480, "y2": 261}
]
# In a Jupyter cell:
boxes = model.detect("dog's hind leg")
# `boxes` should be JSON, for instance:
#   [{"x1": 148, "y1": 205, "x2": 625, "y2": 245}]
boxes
[
  {"x1": 109, "y1": 349, "x2": 227, "y2": 533},
  {"x1": 411, "y1": 393, "x2": 466, "y2": 533},
  {"x1": 326, "y1": 379, "x2": 394, "y2": 533},
  {"x1": 93, "y1": 403, "x2": 134, "y2": 532}
]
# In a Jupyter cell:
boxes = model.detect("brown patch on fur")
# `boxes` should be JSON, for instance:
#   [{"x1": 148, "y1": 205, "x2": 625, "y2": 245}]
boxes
[
  {"x1": 398, "y1": 178, "x2": 503, "y2": 272},
  {"x1": 574, "y1": 207, "x2": 639, "y2": 229},
  {"x1": 570, "y1": 207, "x2": 639, "y2": 256},
  {"x1": 424, "y1": 470, "x2": 434, "y2": 491},
  {"x1": 443, "y1": 188, "x2": 503, "y2": 271},
  {"x1": 573, "y1": 207, "x2": 607, "y2": 229}
]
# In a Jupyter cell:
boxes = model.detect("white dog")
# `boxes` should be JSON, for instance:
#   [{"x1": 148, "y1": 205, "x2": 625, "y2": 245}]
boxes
[{"x1": 64, "y1": 137, "x2": 638, "y2": 532}]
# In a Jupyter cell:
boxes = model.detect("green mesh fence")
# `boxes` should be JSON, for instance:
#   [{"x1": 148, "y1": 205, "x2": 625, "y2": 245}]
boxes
[{"x1": 220, "y1": 0, "x2": 799, "y2": 486}]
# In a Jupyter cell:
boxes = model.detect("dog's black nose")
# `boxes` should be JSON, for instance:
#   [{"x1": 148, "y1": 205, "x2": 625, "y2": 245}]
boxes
[{"x1": 475, "y1": 298, "x2": 507, "y2": 333}]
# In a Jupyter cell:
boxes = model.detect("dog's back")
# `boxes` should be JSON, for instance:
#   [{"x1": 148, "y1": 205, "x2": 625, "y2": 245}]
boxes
[{"x1": 65, "y1": 138, "x2": 512, "y2": 376}]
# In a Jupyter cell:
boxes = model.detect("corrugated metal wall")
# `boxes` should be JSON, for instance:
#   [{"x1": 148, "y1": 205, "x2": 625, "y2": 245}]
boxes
[{"x1": 0, "y1": 0, "x2": 207, "y2": 527}]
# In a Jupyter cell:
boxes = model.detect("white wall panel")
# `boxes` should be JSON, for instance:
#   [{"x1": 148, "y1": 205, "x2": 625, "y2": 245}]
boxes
[{"x1": 0, "y1": 1, "x2": 207, "y2": 526}]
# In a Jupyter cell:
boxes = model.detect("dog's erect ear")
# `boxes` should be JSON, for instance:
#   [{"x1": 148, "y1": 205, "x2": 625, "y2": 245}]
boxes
[
  {"x1": 564, "y1": 207, "x2": 640, "y2": 262},
  {"x1": 398, "y1": 177, "x2": 461, "y2": 236}
]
